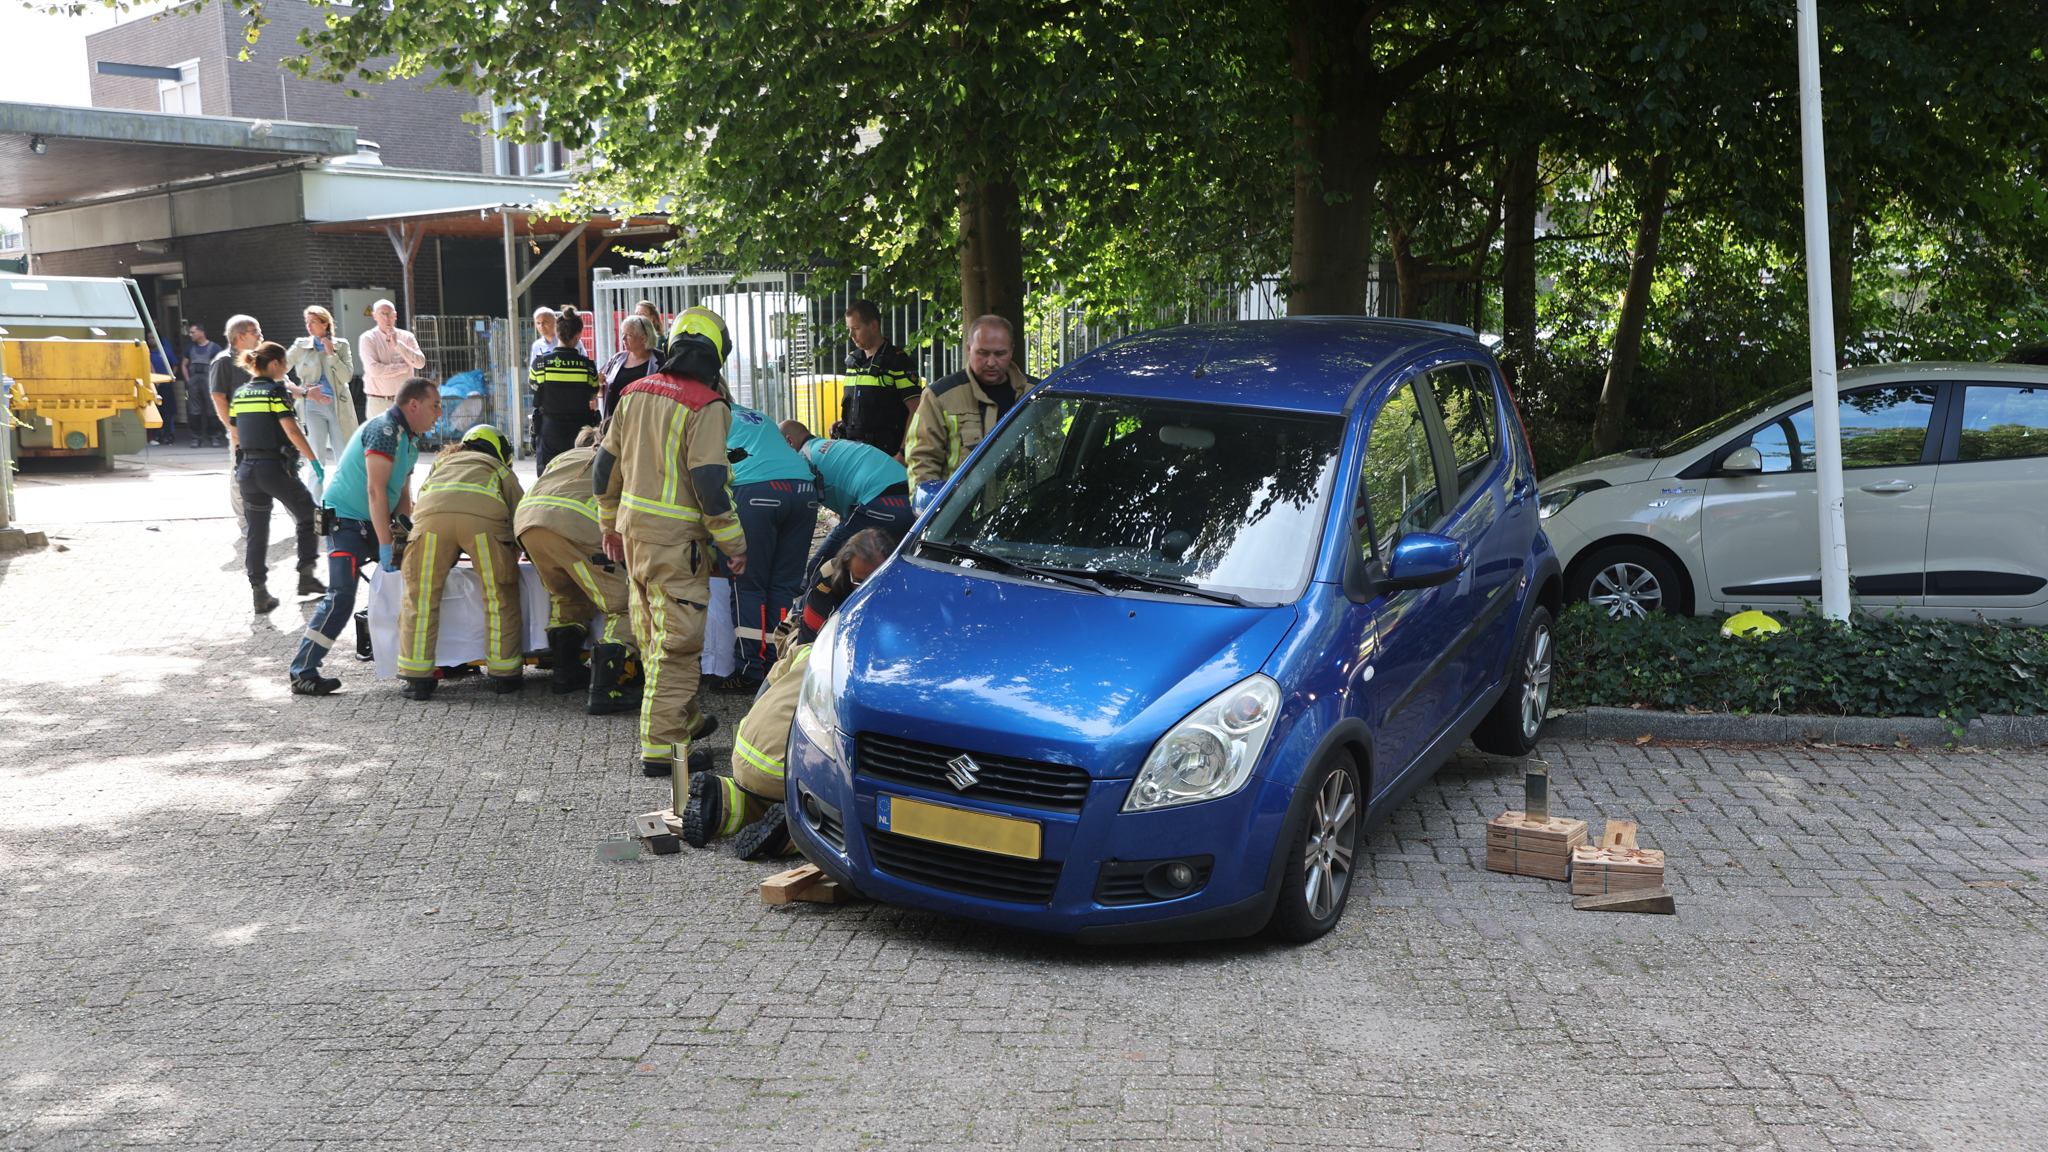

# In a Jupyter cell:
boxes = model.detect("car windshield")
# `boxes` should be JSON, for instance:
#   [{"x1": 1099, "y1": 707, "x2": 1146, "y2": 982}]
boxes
[
  {"x1": 1649, "y1": 380, "x2": 1811, "y2": 458},
  {"x1": 917, "y1": 393, "x2": 1345, "y2": 603}
]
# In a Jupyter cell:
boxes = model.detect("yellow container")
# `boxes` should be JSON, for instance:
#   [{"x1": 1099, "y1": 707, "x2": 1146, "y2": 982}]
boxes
[
  {"x1": 2, "y1": 338, "x2": 160, "y2": 452},
  {"x1": 787, "y1": 374, "x2": 848, "y2": 437}
]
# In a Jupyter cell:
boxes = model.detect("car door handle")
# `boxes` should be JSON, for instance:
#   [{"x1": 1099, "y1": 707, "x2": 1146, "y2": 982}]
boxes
[
  {"x1": 1507, "y1": 476, "x2": 1534, "y2": 506},
  {"x1": 1860, "y1": 480, "x2": 1916, "y2": 494}
]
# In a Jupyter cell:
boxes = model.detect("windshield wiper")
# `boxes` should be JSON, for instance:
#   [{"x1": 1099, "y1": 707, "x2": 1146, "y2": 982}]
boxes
[
  {"x1": 916, "y1": 539, "x2": 1108, "y2": 594},
  {"x1": 1047, "y1": 565, "x2": 1256, "y2": 607}
]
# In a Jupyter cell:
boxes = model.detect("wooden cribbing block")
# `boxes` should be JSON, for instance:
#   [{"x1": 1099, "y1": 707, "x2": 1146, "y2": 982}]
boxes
[
  {"x1": 1485, "y1": 811, "x2": 1588, "y2": 881},
  {"x1": 796, "y1": 879, "x2": 852, "y2": 904},
  {"x1": 1570, "y1": 844, "x2": 1666, "y2": 895},
  {"x1": 1572, "y1": 886, "x2": 1676, "y2": 914},
  {"x1": 1599, "y1": 820, "x2": 1638, "y2": 848},
  {"x1": 631, "y1": 811, "x2": 681, "y2": 855},
  {"x1": 760, "y1": 864, "x2": 825, "y2": 905}
]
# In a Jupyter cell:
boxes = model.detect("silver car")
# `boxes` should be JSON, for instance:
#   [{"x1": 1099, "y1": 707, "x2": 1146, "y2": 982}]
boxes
[{"x1": 1538, "y1": 363, "x2": 2048, "y2": 625}]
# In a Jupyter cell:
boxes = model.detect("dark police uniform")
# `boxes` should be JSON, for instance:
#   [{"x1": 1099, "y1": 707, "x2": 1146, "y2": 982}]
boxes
[
  {"x1": 840, "y1": 341, "x2": 921, "y2": 452},
  {"x1": 230, "y1": 377, "x2": 320, "y2": 589},
  {"x1": 531, "y1": 344, "x2": 603, "y2": 469}
]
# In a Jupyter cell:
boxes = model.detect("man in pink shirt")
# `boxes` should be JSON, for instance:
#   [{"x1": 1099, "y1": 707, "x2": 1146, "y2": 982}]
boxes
[{"x1": 357, "y1": 300, "x2": 427, "y2": 418}]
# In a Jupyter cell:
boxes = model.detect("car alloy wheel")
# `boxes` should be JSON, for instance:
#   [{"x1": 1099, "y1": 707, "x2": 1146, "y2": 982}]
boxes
[
  {"x1": 1588, "y1": 561, "x2": 1663, "y2": 618},
  {"x1": 1518, "y1": 620, "x2": 1553, "y2": 741},
  {"x1": 1302, "y1": 768, "x2": 1358, "y2": 921}
]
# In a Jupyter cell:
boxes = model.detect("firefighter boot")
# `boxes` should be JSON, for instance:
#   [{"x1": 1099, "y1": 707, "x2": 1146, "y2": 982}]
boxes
[
  {"x1": 547, "y1": 626, "x2": 589, "y2": 695},
  {"x1": 586, "y1": 643, "x2": 638, "y2": 715},
  {"x1": 734, "y1": 804, "x2": 796, "y2": 861},
  {"x1": 401, "y1": 677, "x2": 436, "y2": 701}
]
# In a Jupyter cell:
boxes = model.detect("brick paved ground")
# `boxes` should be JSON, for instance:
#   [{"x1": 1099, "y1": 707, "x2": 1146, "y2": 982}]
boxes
[{"x1": 4, "y1": 461, "x2": 2046, "y2": 1150}]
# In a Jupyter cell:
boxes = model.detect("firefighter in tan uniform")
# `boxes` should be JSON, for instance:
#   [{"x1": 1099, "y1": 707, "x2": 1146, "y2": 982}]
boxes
[
  {"x1": 682, "y1": 527, "x2": 894, "y2": 858},
  {"x1": 397, "y1": 424, "x2": 526, "y2": 699},
  {"x1": 596, "y1": 307, "x2": 746, "y2": 801},
  {"x1": 904, "y1": 314, "x2": 1039, "y2": 487},
  {"x1": 512, "y1": 425, "x2": 640, "y2": 713}
]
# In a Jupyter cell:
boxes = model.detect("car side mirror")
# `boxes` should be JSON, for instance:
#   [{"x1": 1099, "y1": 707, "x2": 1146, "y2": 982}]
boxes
[
  {"x1": 912, "y1": 479, "x2": 946, "y2": 514},
  {"x1": 1720, "y1": 445, "x2": 1763, "y2": 474},
  {"x1": 1381, "y1": 532, "x2": 1467, "y2": 593}
]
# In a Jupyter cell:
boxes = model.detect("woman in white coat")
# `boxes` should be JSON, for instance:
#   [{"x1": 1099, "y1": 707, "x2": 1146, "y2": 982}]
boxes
[{"x1": 285, "y1": 305, "x2": 359, "y2": 502}]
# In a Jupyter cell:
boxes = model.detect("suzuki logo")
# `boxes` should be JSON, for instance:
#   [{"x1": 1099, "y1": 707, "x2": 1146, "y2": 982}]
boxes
[{"x1": 944, "y1": 755, "x2": 982, "y2": 791}]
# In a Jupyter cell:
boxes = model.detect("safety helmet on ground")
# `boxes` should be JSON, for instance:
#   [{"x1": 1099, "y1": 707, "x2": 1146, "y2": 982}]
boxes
[
  {"x1": 668, "y1": 306, "x2": 731, "y2": 363},
  {"x1": 1719, "y1": 609, "x2": 1783, "y2": 639},
  {"x1": 461, "y1": 423, "x2": 510, "y2": 461}
]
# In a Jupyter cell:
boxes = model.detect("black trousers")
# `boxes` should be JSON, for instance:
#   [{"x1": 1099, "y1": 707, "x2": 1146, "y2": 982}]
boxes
[
  {"x1": 535, "y1": 415, "x2": 595, "y2": 471},
  {"x1": 237, "y1": 458, "x2": 319, "y2": 585}
]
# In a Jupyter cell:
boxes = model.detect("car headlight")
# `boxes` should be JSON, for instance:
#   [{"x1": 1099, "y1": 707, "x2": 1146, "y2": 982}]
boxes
[
  {"x1": 1537, "y1": 479, "x2": 1611, "y2": 520},
  {"x1": 794, "y1": 612, "x2": 843, "y2": 765},
  {"x1": 1122, "y1": 674, "x2": 1282, "y2": 812}
]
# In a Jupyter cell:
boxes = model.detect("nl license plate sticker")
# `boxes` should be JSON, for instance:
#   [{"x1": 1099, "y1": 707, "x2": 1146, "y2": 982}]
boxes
[{"x1": 876, "y1": 793, "x2": 1042, "y2": 860}]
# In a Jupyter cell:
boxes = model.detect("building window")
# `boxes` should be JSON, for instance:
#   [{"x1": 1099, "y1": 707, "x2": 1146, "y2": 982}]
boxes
[{"x1": 158, "y1": 60, "x2": 200, "y2": 115}]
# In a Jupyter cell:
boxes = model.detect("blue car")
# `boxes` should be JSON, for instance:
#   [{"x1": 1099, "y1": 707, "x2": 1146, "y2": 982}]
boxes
[{"x1": 784, "y1": 319, "x2": 1561, "y2": 943}]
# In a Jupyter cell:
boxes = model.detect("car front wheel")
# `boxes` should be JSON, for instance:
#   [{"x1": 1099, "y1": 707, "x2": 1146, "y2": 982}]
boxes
[
  {"x1": 1265, "y1": 753, "x2": 1362, "y2": 943},
  {"x1": 1569, "y1": 544, "x2": 1686, "y2": 618}
]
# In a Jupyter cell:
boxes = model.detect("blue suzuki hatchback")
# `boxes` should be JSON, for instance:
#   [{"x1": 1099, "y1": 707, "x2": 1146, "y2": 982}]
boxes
[{"x1": 784, "y1": 319, "x2": 1560, "y2": 943}]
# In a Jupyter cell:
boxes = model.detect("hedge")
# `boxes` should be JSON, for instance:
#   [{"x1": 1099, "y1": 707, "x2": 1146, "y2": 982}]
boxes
[{"x1": 1550, "y1": 603, "x2": 2048, "y2": 720}]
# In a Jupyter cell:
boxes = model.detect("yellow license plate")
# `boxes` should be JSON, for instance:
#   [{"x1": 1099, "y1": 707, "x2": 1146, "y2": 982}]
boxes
[{"x1": 876, "y1": 793, "x2": 1042, "y2": 860}]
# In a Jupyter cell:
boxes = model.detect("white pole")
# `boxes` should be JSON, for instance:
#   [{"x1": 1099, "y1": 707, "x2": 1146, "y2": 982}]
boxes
[
  {"x1": 1797, "y1": 0, "x2": 1851, "y2": 623},
  {"x1": 503, "y1": 209, "x2": 524, "y2": 462}
]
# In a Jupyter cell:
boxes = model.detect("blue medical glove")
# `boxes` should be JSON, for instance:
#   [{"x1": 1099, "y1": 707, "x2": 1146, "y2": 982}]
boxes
[
  {"x1": 379, "y1": 543, "x2": 397, "y2": 572},
  {"x1": 311, "y1": 459, "x2": 326, "y2": 484}
]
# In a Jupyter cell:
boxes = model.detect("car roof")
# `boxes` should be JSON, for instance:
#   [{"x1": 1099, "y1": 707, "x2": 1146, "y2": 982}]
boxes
[
  {"x1": 1842, "y1": 361, "x2": 2048, "y2": 385},
  {"x1": 1044, "y1": 318, "x2": 1486, "y2": 416}
]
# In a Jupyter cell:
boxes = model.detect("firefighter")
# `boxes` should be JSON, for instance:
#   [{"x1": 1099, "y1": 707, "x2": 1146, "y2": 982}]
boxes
[
  {"x1": 396, "y1": 424, "x2": 527, "y2": 699},
  {"x1": 596, "y1": 306, "x2": 746, "y2": 807},
  {"x1": 683, "y1": 528, "x2": 894, "y2": 855},
  {"x1": 513, "y1": 424, "x2": 642, "y2": 714},
  {"x1": 530, "y1": 310, "x2": 602, "y2": 469},
  {"x1": 905, "y1": 314, "x2": 1038, "y2": 487}
]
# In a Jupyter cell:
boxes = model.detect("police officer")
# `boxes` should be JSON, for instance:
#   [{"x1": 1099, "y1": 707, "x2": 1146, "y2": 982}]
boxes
[
  {"x1": 839, "y1": 299, "x2": 921, "y2": 453},
  {"x1": 596, "y1": 307, "x2": 745, "y2": 805},
  {"x1": 905, "y1": 314, "x2": 1037, "y2": 488},
  {"x1": 514, "y1": 424, "x2": 642, "y2": 714},
  {"x1": 531, "y1": 310, "x2": 602, "y2": 469},
  {"x1": 230, "y1": 341, "x2": 324, "y2": 614},
  {"x1": 683, "y1": 528, "x2": 894, "y2": 856},
  {"x1": 397, "y1": 425, "x2": 526, "y2": 699}
]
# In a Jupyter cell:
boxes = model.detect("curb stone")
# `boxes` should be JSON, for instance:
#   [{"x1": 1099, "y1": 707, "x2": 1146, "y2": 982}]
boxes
[{"x1": 1542, "y1": 705, "x2": 2048, "y2": 747}]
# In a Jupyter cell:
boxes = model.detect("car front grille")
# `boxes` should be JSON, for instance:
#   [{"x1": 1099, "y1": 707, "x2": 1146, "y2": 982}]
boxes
[
  {"x1": 867, "y1": 828, "x2": 1064, "y2": 905},
  {"x1": 856, "y1": 732, "x2": 1092, "y2": 813}
]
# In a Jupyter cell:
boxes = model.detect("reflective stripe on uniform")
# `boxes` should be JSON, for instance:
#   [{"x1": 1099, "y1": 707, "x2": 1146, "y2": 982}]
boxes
[
  {"x1": 472, "y1": 533, "x2": 519, "y2": 674},
  {"x1": 717, "y1": 777, "x2": 747, "y2": 836},
  {"x1": 639, "y1": 579, "x2": 671, "y2": 762},
  {"x1": 398, "y1": 533, "x2": 440, "y2": 674},
  {"x1": 707, "y1": 518, "x2": 743, "y2": 543},
  {"x1": 734, "y1": 734, "x2": 784, "y2": 778},
  {"x1": 420, "y1": 478, "x2": 507, "y2": 502},
  {"x1": 523, "y1": 492, "x2": 600, "y2": 521},
  {"x1": 620, "y1": 492, "x2": 703, "y2": 520}
]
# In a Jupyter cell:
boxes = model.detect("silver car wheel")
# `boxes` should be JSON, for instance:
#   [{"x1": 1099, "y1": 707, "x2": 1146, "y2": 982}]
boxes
[
  {"x1": 1302, "y1": 769, "x2": 1358, "y2": 921},
  {"x1": 1518, "y1": 622, "x2": 1553, "y2": 740},
  {"x1": 1588, "y1": 561, "x2": 1662, "y2": 618}
]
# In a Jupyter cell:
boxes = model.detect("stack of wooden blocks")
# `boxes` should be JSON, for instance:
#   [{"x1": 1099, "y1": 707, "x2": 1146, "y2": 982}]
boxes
[
  {"x1": 1570, "y1": 821, "x2": 1666, "y2": 895},
  {"x1": 1485, "y1": 811, "x2": 1589, "y2": 880}
]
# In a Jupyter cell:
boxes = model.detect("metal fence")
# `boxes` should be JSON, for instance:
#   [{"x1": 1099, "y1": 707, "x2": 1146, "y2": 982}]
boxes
[{"x1": 586, "y1": 265, "x2": 1414, "y2": 436}]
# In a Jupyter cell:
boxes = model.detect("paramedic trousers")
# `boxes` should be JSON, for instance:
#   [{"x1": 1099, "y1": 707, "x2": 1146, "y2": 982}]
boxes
[
  {"x1": 731, "y1": 478, "x2": 818, "y2": 679},
  {"x1": 397, "y1": 511, "x2": 523, "y2": 678},
  {"x1": 289, "y1": 518, "x2": 378, "y2": 679}
]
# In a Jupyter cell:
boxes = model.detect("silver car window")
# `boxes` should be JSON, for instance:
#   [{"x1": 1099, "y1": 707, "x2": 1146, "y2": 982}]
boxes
[{"x1": 1957, "y1": 386, "x2": 2048, "y2": 461}]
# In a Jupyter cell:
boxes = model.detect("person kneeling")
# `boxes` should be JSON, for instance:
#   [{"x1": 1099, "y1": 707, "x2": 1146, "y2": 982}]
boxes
[{"x1": 683, "y1": 528, "x2": 894, "y2": 856}]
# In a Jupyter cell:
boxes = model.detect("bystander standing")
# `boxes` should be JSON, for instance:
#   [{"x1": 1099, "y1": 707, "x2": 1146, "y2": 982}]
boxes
[
  {"x1": 357, "y1": 300, "x2": 426, "y2": 419},
  {"x1": 599, "y1": 314, "x2": 659, "y2": 418},
  {"x1": 182, "y1": 323, "x2": 224, "y2": 448},
  {"x1": 286, "y1": 306, "x2": 357, "y2": 504}
]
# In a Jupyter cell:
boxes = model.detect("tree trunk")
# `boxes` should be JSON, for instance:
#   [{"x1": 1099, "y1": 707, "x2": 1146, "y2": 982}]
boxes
[
  {"x1": 1829, "y1": 186, "x2": 1859, "y2": 357},
  {"x1": 1286, "y1": 7, "x2": 1382, "y2": 317},
  {"x1": 1591, "y1": 152, "x2": 1673, "y2": 455},
  {"x1": 1498, "y1": 145, "x2": 1540, "y2": 396},
  {"x1": 1387, "y1": 225, "x2": 1421, "y2": 318},
  {"x1": 958, "y1": 172, "x2": 1027, "y2": 357}
]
